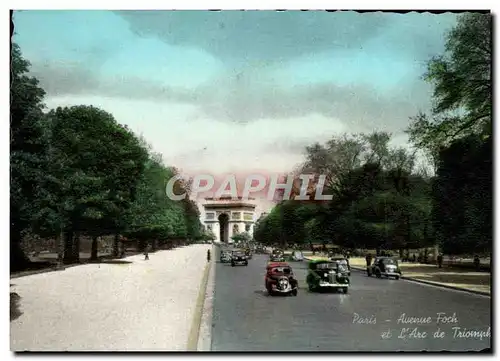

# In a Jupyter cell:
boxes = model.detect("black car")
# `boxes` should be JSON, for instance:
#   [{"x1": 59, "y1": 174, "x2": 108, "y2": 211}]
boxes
[
  {"x1": 231, "y1": 250, "x2": 248, "y2": 266},
  {"x1": 270, "y1": 249, "x2": 285, "y2": 262},
  {"x1": 330, "y1": 256, "x2": 351, "y2": 276},
  {"x1": 367, "y1": 257, "x2": 401, "y2": 279}
]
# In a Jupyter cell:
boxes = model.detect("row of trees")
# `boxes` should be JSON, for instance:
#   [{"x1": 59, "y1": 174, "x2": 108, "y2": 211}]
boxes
[
  {"x1": 11, "y1": 42, "x2": 209, "y2": 271},
  {"x1": 254, "y1": 13, "x2": 492, "y2": 256}
]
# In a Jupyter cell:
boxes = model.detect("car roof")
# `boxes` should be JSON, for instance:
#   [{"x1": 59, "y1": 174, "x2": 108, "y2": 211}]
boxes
[{"x1": 267, "y1": 261, "x2": 290, "y2": 268}]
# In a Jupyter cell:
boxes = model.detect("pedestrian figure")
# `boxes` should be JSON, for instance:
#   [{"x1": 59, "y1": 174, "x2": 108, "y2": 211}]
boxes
[
  {"x1": 144, "y1": 243, "x2": 150, "y2": 260},
  {"x1": 207, "y1": 249, "x2": 211, "y2": 262},
  {"x1": 474, "y1": 255, "x2": 480, "y2": 271},
  {"x1": 437, "y1": 253, "x2": 443, "y2": 268},
  {"x1": 365, "y1": 253, "x2": 372, "y2": 267}
]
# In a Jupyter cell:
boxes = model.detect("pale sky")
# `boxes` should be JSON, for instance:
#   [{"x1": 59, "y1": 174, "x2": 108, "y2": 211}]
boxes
[{"x1": 13, "y1": 10, "x2": 458, "y2": 214}]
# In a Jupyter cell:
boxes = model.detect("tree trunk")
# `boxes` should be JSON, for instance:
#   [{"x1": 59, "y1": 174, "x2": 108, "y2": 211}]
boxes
[
  {"x1": 10, "y1": 226, "x2": 31, "y2": 272},
  {"x1": 90, "y1": 236, "x2": 99, "y2": 261},
  {"x1": 151, "y1": 239, "x2": 157, "y2": 252},
  {"x1": 57, "y1": 227, "x2": 64, "y2": 267},
  {"x1": 113, "y1": 233, "x2": 120, "y2": 258},
  {"x1": 63, "y1": 230, "x2": 74, "y2": 264},
  {"x1": 73, "y1": 232, "x2": 80, "y2": 263}
]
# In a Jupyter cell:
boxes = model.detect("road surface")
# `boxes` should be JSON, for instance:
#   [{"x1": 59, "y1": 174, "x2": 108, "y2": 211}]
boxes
[{"x1": 211, "y1": 252, "x2": 491, "y2": 352}]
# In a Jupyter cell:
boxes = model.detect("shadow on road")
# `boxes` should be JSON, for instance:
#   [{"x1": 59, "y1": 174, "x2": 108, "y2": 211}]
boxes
[
  {"x1": 253, "y1": 290, "x2": 268, "y2": 297},
  {"x1": 89, "y1": 259, "x2": 133, "y2": 265},
  {"x1": 10, "y1": 292, "x2": 22, "y2": 321}
]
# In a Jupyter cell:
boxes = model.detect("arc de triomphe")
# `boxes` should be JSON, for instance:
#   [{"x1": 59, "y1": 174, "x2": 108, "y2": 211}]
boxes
[{"x1": 202, "y1": 197, "x2": 256, "y2": 243}]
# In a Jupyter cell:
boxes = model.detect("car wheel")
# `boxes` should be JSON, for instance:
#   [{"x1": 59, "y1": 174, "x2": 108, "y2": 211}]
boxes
[
  {"x1": 395, "y1": 276, "x2": 400, "y2": 280},
  {"x1": 291, "y1": 289, "x2": 298, "y2": 296},
  {"x1": 375, "y1": 270, "x2": 381, "y2": 278},
  {"x1": 343, "y1": 287, "x2": 348, "y2": 294},
  {"x1": 231, "y1": 262, "x2": 235, "y2": 267},
  {"x1": 244, "y1": 262, "x2": 248, "y2": 266}
]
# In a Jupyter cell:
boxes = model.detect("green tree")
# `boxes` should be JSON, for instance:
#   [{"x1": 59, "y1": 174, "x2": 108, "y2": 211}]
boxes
[
  {"x1": 39, "y1": 105, "x2": 149, "y2": 263},
  {"x1": 432, "y1": 135, "x2": 492, "y2": 255},
  {"x1": 10, "y1": 43, "x2": 49, "y2": 270},
  {"x1": 406, "y1": 13, "x2": 492, "y2": 256},
  {"x1": 407, "y1": 13, "x2": 492, "y2": 151}
]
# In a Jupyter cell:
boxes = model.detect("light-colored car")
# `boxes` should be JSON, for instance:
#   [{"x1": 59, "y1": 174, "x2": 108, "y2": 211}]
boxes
[
  {"x1": 220, "y1": 250, "x2": 232, "y2": 263},
  {"x1": 291, "y1": 250, "x2": 304, "y2": 261}
]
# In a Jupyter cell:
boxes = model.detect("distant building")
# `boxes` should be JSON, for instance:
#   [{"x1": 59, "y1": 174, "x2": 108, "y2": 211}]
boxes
[{"x1": 202, "y1": 197, "x2": 257, "y2": 243}]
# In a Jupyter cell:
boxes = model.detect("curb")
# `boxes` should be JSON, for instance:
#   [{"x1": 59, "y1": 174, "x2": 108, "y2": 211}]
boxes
[
  {"x1": 348, "y1": 265, "x2": 491, "y2": 297},
  {"x1": 186, "y1": 248, "x2": 212, "y2": 351},
  {"x1": 197, "y1": 250, "x2": 216, "y2": 351}
]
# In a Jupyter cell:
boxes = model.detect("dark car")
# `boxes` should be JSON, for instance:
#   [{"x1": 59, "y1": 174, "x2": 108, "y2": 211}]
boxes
[
  {"x1": 255, "y1": 246, "x2": 266, "y2": 254},
  {"x1": 306, "y1": 259, "x2": 350, "y2": 293},
  {"x1": 270, "y1": 249, "x2": 285, "y2": 262},
  {"x1": 330, "y1": 255, "x2": 351, "y2": 276},
  {"x1": 367, "y1": 257, "x2": 402, "y2": 279},
  {"x1": 265, "y1": 262, "x2": 298, "y2": 296},
  {"x1": 231, "y1": 250, "x2": 248, "y2": 266}
]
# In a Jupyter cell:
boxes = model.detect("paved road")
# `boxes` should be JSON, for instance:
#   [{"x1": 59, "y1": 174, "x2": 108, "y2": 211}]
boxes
[{"x1": 211, "y1": 252, "x2": 491, "y2": 352}]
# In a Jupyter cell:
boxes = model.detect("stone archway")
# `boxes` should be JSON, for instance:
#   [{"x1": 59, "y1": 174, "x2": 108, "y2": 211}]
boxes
[{"x1": 218, "y1": 213, "x2": 230, "y2": 243}]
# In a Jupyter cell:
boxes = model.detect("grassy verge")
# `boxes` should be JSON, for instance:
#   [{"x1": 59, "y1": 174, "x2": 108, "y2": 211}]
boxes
[{"x1": 347, "y1": 257, "x2": 491, "y2": 295}]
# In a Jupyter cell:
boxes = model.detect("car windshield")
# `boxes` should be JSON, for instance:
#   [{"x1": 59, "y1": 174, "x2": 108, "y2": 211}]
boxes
[
  {"x1": 338, "y1": 263, "x2": 349, "y2": 272},
  {"x1": 233, "y1": 252, "x2": 244, "y2": 256},
  {"x1": 383, "y1": 258, "x2": 396, "y2": 265},
  {"x1": 316, "y1": 262, "x2": 336, "y2": 270},
  {"x1": 272, "y1": 267, "x2": 291, "y2": 274}
]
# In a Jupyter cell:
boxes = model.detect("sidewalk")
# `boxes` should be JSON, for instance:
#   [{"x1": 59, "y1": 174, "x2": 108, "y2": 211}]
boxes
[
  {"x1": 304, "y1": 256, "x2": 491, "y2": 296},
  {"x1": 10, "y1": 244, "x2": 211, "y2": 351}
]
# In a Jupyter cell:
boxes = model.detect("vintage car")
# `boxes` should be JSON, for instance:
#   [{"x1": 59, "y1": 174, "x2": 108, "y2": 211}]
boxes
[
  {"x1": 265, "y1": 262, "x2": 298, "y2": 296},
  {"x1": 306, "y1": 259, "x2": 350, "y2": 293},
  {"x1": 291, "y1": 250, "x2": 304, "y2": 261},
  {"x1": 330, "y1": 255, "x2": 351, "y2": 276},
  {"x1": 270, "y1": 249, "x2": 286, "y2": 262},
  {"x1": 367, "y1": 257, "x2": 401, "y2": 279},
  {"x1": 255, "y1": 246, "x2": 266, "y2": 254},
  {"x1": 220, "y1": 250, "x2": 232, "y2": 263},
  {"x1": 231, "y1": 250, "x2": 248, "y2": 266}
]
